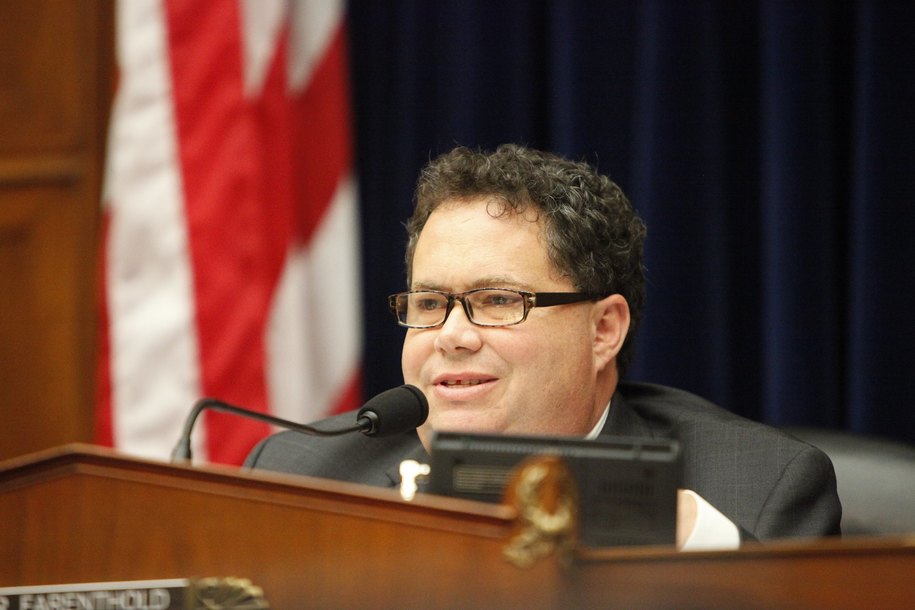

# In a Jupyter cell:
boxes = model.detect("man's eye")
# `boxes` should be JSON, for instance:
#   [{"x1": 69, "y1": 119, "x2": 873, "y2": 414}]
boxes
[
  {"x1": 480, "y1": 292, "x2": 521, "y2": 307},
  {"x1": 416, "y1": 298, "x2": 443, "y2": 311}
]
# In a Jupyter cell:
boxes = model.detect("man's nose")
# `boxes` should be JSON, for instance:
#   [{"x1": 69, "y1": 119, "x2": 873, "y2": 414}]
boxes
[
  {"x1": 442, "y1": 297, "x2": 474, "y2": 328},
  {"x1": 434, "y1": 298, "x2": 481, "y2": 352}
]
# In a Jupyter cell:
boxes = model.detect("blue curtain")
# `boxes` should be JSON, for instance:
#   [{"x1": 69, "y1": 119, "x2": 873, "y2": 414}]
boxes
[{"x1": 347, "y1": 1, "x2": 915, "y2": 444}]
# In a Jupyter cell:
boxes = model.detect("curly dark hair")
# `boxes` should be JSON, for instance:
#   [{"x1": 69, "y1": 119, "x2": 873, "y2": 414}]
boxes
[{"x1": 405, "y1": 144, "x2": 647, "y2": 374}]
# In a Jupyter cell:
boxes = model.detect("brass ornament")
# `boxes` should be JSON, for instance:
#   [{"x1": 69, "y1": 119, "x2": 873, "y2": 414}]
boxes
[
  {"x1": 502, "y1": 455, "x2": 579, "y2": 568},
  {"x1": 188, "y1": 577, "x2": 270, "y2": 609}
]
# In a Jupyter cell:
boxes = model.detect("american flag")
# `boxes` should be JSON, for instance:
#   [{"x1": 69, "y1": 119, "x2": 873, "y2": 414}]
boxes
[{"x1": 97, "y1": 0, "x2": 362, "y2": 464}]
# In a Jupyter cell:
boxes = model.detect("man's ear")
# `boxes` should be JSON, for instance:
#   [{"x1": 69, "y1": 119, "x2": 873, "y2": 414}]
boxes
[{"x1": 593, "y1": 294, "x2": 630, "y2": 371}]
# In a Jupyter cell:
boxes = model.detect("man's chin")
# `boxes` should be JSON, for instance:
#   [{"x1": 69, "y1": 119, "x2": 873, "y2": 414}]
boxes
[{"x1": 416, "y1": 415, "x2": 502, "y2": 452}]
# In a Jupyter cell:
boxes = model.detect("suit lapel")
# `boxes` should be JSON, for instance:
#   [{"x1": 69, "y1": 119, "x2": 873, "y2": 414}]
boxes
[{"x1": 600, "y1": 390, "x2": 656, "y2": 438}]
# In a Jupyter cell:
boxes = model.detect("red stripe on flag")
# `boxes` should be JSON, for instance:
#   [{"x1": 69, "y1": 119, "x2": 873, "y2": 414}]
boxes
[
  {"x1": 294, "y1": 23, "x2": 354, "y2": 243},
  {"x1": 164, "y1": 0, "x2": 273, "y2": 463},
  {"x1": 255, "y1": 23, "x2": 297, "y2": 266}
]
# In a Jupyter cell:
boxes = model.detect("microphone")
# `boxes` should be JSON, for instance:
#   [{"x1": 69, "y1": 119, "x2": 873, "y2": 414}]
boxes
[{"x1": 171, "y1": 384, "x2": 429, "y2": 463}]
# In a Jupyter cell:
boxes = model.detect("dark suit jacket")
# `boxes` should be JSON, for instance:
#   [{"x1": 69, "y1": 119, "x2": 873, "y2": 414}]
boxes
[{"x1": 244, "y1": 381, "x2": 842, "y2": 540}]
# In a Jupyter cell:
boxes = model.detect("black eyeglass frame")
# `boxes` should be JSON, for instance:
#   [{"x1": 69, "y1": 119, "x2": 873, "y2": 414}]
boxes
[{"x1": 387, "y1": 288, "x2": 607, "y2": 329}]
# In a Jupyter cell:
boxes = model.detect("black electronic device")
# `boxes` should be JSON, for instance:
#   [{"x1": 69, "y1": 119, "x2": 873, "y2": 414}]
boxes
[{"x1": 428, "y1": 431, "x2": 681, "y2": 547}]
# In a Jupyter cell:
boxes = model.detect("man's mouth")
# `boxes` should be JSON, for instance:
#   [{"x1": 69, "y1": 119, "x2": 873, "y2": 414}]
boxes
[{"x1": 440, "y1": 379, "x2": 486, "y2": 387}]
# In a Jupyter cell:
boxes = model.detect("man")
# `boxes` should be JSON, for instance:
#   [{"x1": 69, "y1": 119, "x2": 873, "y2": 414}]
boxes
[{"x1": 245, "y1": 144, "x2": 841, "y2": 545}]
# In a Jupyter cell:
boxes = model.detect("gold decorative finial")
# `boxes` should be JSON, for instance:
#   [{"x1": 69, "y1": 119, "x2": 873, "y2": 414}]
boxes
[
  {"x1": 502, "y1": 455, "x2": 578, "y2": 568},
  {"x1": 189, "y1": 577, "x2": 270, "y2": 609}
]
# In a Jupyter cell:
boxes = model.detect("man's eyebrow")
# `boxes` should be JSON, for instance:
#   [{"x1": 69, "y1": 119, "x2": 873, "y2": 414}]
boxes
[
  {"x1": 410, "y1": 277, "x2": 530, "y2": 291},
  {"x1": 472, "y1": 276, "x2": 529, "y2": 289},
  {"x1": 410, "y1": 281, "x2": 445, "y2": 291}
]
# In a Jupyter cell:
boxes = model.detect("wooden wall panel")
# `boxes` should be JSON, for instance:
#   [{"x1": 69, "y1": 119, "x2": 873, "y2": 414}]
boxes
[
  {"x1": 0, "y1": 2, "x2": 85, "y2": 155},
  {"x1": 0, "y1": 1, "x2": 113, "y2": 461}
]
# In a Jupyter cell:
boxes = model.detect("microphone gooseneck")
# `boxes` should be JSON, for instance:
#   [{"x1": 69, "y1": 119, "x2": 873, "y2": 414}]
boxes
[{"x1": 171, "y1": 384, "x2": 428, "y2": 463}]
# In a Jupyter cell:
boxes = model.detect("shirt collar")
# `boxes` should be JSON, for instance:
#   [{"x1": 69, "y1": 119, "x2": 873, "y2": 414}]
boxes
[{"x1": 584, "y1": 398, "x2": 612, "y2": 439}]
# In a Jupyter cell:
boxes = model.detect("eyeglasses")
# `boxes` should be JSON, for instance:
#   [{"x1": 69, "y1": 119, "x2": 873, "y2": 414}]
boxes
[{"x1": 388, "y1": 288, "x2": 606, "y2": 328}]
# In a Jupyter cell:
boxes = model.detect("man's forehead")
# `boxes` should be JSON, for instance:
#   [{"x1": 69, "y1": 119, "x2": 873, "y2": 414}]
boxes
[
  {"x1": 407, "y1": 197, "x2": 569, "y2": 288},
  {"x1": 435, "y1": 195, "x2": 541, "y2": 222},
  {"x1": 420, "y1": 198, "x2": 545, "y2": 242}
]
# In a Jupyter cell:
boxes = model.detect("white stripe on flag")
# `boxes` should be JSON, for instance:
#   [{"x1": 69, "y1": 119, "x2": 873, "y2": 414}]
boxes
[
  {"x1": 239, "y1": 0, "x2": 288, "y2": 96},
  {"x1": 105, "y1": 0, "x2": 203, "y2": 460},
  {"x1": 288, "y1": 0, "x2": 344, "y2": 91}
]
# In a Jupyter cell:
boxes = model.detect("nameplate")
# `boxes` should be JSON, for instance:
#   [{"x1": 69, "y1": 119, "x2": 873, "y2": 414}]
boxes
[{"x1": 0, "y1": 577, "x2": 269, "y2": 610}]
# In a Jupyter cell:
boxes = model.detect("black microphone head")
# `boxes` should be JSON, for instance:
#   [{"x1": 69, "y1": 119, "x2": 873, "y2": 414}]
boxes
[{"x1": 357, "y1": 384, "x2": 429, "y2": 437}]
